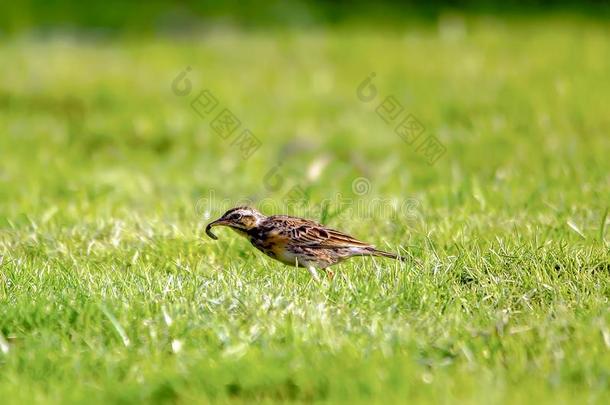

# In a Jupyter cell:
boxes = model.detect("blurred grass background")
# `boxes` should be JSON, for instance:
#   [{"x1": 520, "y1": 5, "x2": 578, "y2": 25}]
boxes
[
  {"x1": 0, "y1": 1, "x2": 609, "y2": 404},
  {"x1": 1, "y1": 0, "x2": 609, "y2": 34}
]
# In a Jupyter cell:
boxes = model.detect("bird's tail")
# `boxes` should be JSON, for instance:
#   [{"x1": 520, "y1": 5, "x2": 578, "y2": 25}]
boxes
[{"x1": 363, "y1": 248, "x2": 408, "y2": 262}]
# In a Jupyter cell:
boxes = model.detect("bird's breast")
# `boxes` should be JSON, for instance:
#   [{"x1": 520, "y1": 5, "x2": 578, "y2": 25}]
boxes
[{"x1": 249, "y1": 230, "x2": 304, "y2": 266}]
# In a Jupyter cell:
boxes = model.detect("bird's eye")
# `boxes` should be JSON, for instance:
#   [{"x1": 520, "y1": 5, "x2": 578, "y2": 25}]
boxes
[{"x1": 232, "y1": 213, "x2": 242, "y2": 221}]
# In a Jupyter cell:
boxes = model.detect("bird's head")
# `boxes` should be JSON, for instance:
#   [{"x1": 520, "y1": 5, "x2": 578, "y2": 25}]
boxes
[{"x1": 205, "y1": 206, "x2": 266, "y2": 240}]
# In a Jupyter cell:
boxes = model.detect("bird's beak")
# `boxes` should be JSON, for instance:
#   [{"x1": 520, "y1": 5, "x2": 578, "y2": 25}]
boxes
[{"x1": 205, "y1": 218, "x2": 229, "y2": 240}]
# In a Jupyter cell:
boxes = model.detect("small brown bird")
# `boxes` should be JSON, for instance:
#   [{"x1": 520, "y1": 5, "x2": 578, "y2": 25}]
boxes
[{"x1": 206, "y1": 206, "x2": 405, "y2": 280}]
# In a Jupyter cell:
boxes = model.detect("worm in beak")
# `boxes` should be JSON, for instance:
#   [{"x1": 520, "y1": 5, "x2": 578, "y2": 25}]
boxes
[{"x1": 205, "y1": 219, "x2": 226, "y2": 240}]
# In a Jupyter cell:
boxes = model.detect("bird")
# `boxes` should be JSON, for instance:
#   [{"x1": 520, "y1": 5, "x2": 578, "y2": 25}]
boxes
[{"x1": 205, "y1": 206, "x2": 405, "y2": 280}]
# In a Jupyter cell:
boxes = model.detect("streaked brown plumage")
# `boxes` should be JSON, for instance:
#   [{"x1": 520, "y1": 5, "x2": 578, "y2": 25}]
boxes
[{"x1": 206, "y1": 206, "x2": 405, "y2": 280}]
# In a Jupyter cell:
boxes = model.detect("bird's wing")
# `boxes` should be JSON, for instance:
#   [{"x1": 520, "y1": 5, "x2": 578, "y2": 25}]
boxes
[{"x1": 269, "y1": 216, "x2": 374, "y2": 249}]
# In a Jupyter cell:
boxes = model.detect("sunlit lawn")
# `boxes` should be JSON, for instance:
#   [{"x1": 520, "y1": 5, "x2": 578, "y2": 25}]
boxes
[{"x1": 0, "y1": 16, "x2": 609, "y2": 404}]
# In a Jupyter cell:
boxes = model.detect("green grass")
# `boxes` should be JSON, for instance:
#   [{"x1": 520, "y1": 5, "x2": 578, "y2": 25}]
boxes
[{"x1": 1, "y1": 16, "x2": 609, "y2": 404}]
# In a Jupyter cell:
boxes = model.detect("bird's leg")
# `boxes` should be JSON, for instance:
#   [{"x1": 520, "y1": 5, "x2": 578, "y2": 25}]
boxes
[
  {"x1": 322, "y1": 269, "x2": 335, "y2": 279},
  {"x1": 307, "y1": 266, "x2": 321, "y2": 282}
]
